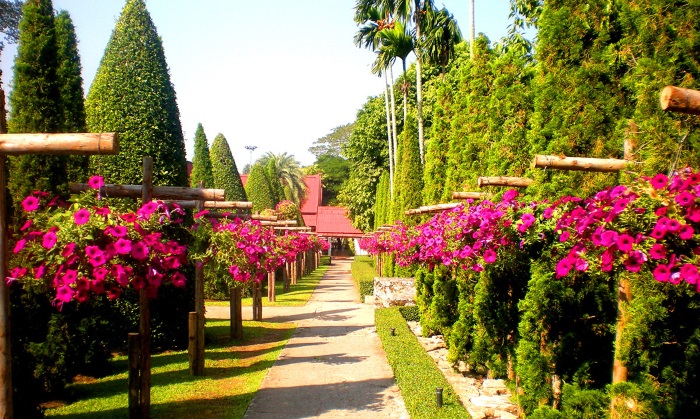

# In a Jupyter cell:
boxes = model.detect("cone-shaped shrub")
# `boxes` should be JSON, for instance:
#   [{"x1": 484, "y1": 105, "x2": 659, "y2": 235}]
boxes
[
  {"x1": 210, "y1": 133, "x2": 246, "y2": 201},
  {"x1": 245, "y1": 163, "x2": 276, "y2": 213},
  {"x1": 85, "y1": 0, "x2": 187, "y2": 186},
  {"x1": 190, "y1": 123, "x2": 215, "y2": 188}
]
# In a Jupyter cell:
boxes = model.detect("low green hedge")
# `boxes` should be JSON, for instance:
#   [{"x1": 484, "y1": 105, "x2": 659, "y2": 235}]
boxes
[
  {"x1": 351, "y1": 257, "x2": 376, "y2": 298},
  {"x1": 375, "y1": 307, "x2": 469, "y2": 418},
  {"x1": 399, "y1": 305, "x2": 420, "y2": 322}
]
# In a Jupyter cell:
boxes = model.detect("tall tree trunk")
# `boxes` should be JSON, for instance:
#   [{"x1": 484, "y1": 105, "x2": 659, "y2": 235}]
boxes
[
  {"x1": 389, "y1": 65, "x2": 398, "y2": 175},
  {"x1": 402, "y1": 59, "x2": 408, "y2": 128},
  {"x1": 416, "y1": 21, "x2": 425, "y2": 165},
  {"x1": 384, "y1": 71, "x2": 394, "y2": 199},
  {"x1": 469, "y1": 0, "x2": 475, "y2": 60}
]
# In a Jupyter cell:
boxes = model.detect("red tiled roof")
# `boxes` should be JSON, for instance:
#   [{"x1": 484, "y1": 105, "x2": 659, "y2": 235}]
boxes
[
  {"x1": 315, "y1": 206, "x2": 364, "y2": 238},
  {"x1": 240, "y1": 174, "x2": 248, "y2": 186},
  {"x1": 300, "y1": 174, "x2": 322, "y2": 215}
]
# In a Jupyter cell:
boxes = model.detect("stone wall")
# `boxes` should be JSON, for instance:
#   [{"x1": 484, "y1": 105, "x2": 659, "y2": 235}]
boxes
[{"x1": 373, "y1": 277, "x2": 416, "y2": 308}]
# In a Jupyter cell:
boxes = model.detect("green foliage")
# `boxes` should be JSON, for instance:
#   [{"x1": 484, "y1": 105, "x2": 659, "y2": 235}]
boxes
[
  {"x1": 308, "y1": 123, "x2": 354, "y2": 157},
  {"x1": 395, "y1": 112, "x2": 423, "y2": 222},
  {"x1": 415, "y1": 266, "x2": 458, "y2": 337},
  {"x1": 85, "y1": 0, "x2": 187, "y2": 187},
  {"x1": 209, "y1": 133, "x2": 246, "y2": 201},
  {"x1": 0, "y1": 0, "x2": 21, "y2": 55},
  {"x1": 373, "y1": 170, "x2": 389, "y2": 229},
  {"x1": 350, "y1": 256, "x2": 375, "y2": 298},
  {"x1": 7, "y1": 0, "x2": 68, "y2": 205},
  {"x1": 375, "y1": 307, "x2": 468, "y2": 418},
  {"x1": 189, "y1": 123, "x2": 215, "y2": 188},
  {"x1": 339, "y1": 96, "x2": 388, "y2": 231},
  {"x1": 245, "y1": 163, "x2": 276, "y2": 213},
  {"x1": 398, "y1": 305, "x2": 420, "y2": 322},
  {"x1": 265, "y1": 157, "x2": 284, "y2": 203},
  {"x1": 315, "y1": 153, "x2": 349, "y2": 205}
]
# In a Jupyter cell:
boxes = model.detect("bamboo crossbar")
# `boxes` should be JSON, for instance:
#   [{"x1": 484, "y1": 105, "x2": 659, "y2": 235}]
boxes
[
  {"x1": 70, "y1": 183, "x2": 225, "y2": 201},
  {"x1": 0, "y1": 132, "x2": 118, "y2": 155},
  {"x1": 273, "y1": 226, "x2": 311, "y2": 231},
  {"x1": 405, "y1": 203, "x2": 461, "y2": 215},
  {"x1": 660, "y1": 86, "x2": 700, "y2": 115},
  {"x1": 452, "y1": 191, "x2": 487, "y2": 200},
  {"x1": 532, "y1": 154, "x2": 636, "y2": 173},
  {"x1": 261, "y1": 220, "x2": 298, "y2": 227},
  {"x1": 478, "y1": 176, "x2": 533, "y2": 188},
  {"x1": 165, "y1": 200, "x2": 252, "y2": 209}
]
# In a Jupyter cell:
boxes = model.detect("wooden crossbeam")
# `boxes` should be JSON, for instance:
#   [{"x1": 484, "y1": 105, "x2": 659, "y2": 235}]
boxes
[
  {"x1": 478, "y1": 176, "x2": 533, "y2": 188},
  {"x1": 70, "y1": 183, "x2": 225, "y2": 201},
  {"x1": 405, "y1": 203, "x2": 461, "y2": 216},
  {"x1": 452, "y1": 191, "x2": 487, "y2": 200},
  {"x1": 0, "y1": 132, "x2": 118, "y2": 155},
  {"x1": 274, "y1": 226, "x2": 311, "y2": 231},
  {"x1": 166, "y1": 200, "x2": 252, "y2": 210},
  {"x1": 660, "y1": 86, "x2": 700, "y2": 115},
  {"x1": 532, "y1": 155, "x2": 635, "y2": 173},
  {"x1": 262, "y1": 220, "x2": 298, "y2": 227}
]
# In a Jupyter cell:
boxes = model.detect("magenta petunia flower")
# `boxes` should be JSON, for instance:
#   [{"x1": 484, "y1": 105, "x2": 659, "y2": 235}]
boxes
[
  {"x1": 675, "y1": 191, "x2": 695, "y2": 207},
  {"x1": 42, "y1": 231, "x2": 57, "y2": 250},
  {"x1": 55, "y1": 285, "x2": 75, "y2": 303},
  {"x1": 137, "y1": 201, "x2": 158, "y2": 219},
  {"x1": 681, "y1": 264, "x2": 700, "y2": 285},
  {"x1": 617, "y1": 234, "x2": 635, "y2": 253},
  {"x1": 171, "y1": 271, "x2": 186, "y2": 287},
  {"x1": 650, "y1": 228, "x2": 666, "y2": 240},
  {"x1": 107, "y1": 287, "x2": 122, "y2": 300},
  {"x1": 687, "y1": 207, "x2": 700, "y2": 223},
  {"x1": 84, "y1": 245, "x2": 103, "y2": 259},
  {"x1": 600, "y1": 230, "x2": 619, "y2": 247},
  {"x1": 13, "y1": 239, "x2": 26, "y2": 254},
  {"x1": 88, "y1": 175, "x2": 104, "y2": 189},
  {"x1": 131, "y1": 276, "x2": 145, "y2": 290},
  {"x1": 653, "y1": 264, "x2": 671, "y2": 282},
  {"x1": 680, "y1": 224, "x2": 695, "y2": 240},
  {"x1": 650, "y1": 244, "x2": 667, "y2": 260},
  {"x1": 95, "y1": 206, "x2": 110, "y2": 216},
  {"x1": 106, "y1": 225, "x2": 128, "y2": 238},
  {"x1": 194, "y1": 210, "x2": 210, "y2": 219},
  {"x1": 93, "y1": 267, "x2": 109, "y2": 281},
  {"x1": 20, "y1": 220, "x2": 32, "y2": 231},
  {"x1": 62, "y1": 269, "x2": 78, "y2": 285},
  {"x1": 667, "y1": 219, "x2": 681, "y2": 233},
  {"x1": 131, "y1": 241, "x2": 149, "y2": 260},
  {"x1": 114, "y1": 238, "x2": 132, "y2": 255},
  {"x1": 555, "y1": 257, "x2": 573, "y2": 278},
  {"x1": 650, "y1": 173, "x2": 669, "y2": 190},
  {"x1": 21, "y1": 195, "x2": 39, "y2": 212},
  {"x1": 90, "y1": 280, "x2": 105, "y2": 294},
  {"x1": 483, "y1": 249, "x2": 497, "y2": 264},
  {"x1": 624, "y1": 251, "x2": 647, "y2": 273},
  {"x1": 89, "y1": 253, "x2": 106, "y2": 267},
  {"x1": 62, "y1": 242, "x2": 76, "y2": 257},
  {"x1": 121, "y1": 213, "x2": 136, "y2": 223},
  {"x1": 34, "y1": 264, "x2": 46, "y2": 279},
  {"x1": 74, "y1": 208, "x2": 91, "y2": 225}
]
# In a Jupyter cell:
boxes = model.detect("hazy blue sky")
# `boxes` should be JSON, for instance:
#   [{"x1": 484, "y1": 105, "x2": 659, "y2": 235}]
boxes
[{"x1": 0, "y1": 0, "x2": 516, "y2": 168}]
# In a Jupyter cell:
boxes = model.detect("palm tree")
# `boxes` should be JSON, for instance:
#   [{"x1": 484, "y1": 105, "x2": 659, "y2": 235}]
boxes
[
  {"x1": 255, "y1": 152, "x2": 307, "y2": 206},
  {"x1": 422, "y1": 7, "x2": 462, "y2": 77},
  {"x1": 378, "y1": 20, "x2": 413, "y2": 125}
]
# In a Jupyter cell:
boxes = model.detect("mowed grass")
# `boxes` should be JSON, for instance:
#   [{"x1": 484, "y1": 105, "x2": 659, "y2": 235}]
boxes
[
  {"x1": 206, "y1": 264, "x2": 329, "y2": 308},
  {"x1": 44, "y1": 320, "x2": 295, "y2": 418}
]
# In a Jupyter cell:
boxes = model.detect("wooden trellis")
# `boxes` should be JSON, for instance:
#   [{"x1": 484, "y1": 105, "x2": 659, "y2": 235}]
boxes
[
  {"x1": 452, "y1": 191, "x2": 488, "y2": 200},
  {"x1": 477, "y1": 176, "x2": 533, "y2": 188},
  {"x1": 0, "y1": 125, "x2": 118, "y2": 418},
  {"x1": 71, "y1": 158, "x2": 225, "y2": 418}
]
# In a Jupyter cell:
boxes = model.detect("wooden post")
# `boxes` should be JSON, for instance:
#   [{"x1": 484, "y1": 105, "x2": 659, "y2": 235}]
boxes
[
  {"x1": 267, "y1": 270, "x2": 276, "y2": 302},
  {"x1": 252, "y1": 282, "x2": 262, "y2": 321},
  {"x1": 532, "y1": 155, "x2": 634, "y2": 173},
  {"x1": 0, "y1": 100, "x2": 10, "y2": 419},
  {"x1": 230, "y1": 287, "x2": 242, "y2": 339},
  {"x1": 452, "y1": 191, "x2": 487, "y2": 200},
  {"x1": 187, "y1": 312, "x2": 198, "y2": 375},
  {"x1": 283, "y1": 262, "x2": 291, "y2": 292},
  {"x1": 660, "y1": 86, "x2": 700, "y2": 115},
  {"x1": 191, "y1": 183, "x2": 205, "y2": 376},
  {"x1": 477, "y1": 176, "x2": 533, "y2": 188},
  {"x1": 139, "y1": 157, "x2": 153, "y2": 419},
  {"x1": 612, "y1": 279, "x2": 631, "y2": 384},
  {"x1": 128, "y1": 333, "x2": 141, "y2": 419}
]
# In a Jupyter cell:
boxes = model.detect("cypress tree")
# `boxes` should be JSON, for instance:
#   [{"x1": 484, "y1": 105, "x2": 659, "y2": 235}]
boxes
[
  {"x1": 7, "y1": 0, "x2": 67, "y2": 203},
  {"x1": 245, "y1": 163, "x2": 276, "y2": 213},
  {"x1": 189, "y1": 123, "x2": 215, "y2": 188},
  {"x1": 373, "y1": 170, "x2": 388, "y2": 229},
  {"x1": 395, "y1": 113, "x2": 423, "y2": 223},
  {"x1": 85, "y1": 0, "x2": 187, "y2": 187},
  {"x1": 265, "y1": 157, "x2": 284, "y2": 204},
  {"x1": 54, "y1": 10, "x2": 88, "y2": 181},
  {"x1": 209, "y1": 133, "x2": 246, "y2": 201}
]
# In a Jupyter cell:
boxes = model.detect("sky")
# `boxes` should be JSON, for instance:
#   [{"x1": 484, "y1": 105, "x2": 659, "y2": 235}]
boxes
[{"x1": 0, "y1": 0, "x2": 516, "y2": 169}]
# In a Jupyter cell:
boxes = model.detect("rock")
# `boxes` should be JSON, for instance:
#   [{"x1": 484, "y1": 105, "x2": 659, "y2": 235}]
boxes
[
  {"x1": 373, "y1": 277, "x2": 417, "y2": 308},
  {"x1": 482, "y1": 379, "x2": 508, "y2": 396}
]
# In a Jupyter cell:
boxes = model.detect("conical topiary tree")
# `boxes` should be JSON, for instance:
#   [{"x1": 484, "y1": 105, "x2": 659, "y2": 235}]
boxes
[
  {"x1": 265, "y1": 157, "x2": 284, "y2": 204},
  {"x1": 245, "y1": 163, "x2": 276, "y2": 213},
  {"x1": 395, "y1": 113, "x2": 423, "y2": 223},
  {"x1": 7, "y1": 0, "x2": 67, "y2": 203},
  {"x1": 85, "y1": 0, "x2": 187, "y2": 186},
  {"x1": 209, "y1": 133, "x2": 246, "y2": 201},
  {"x1": 54, "y1": 10, "x2": 88, "y2": 181},
  {"x1": 189, "y1": 123, "x2": 215, "y2": 188}
]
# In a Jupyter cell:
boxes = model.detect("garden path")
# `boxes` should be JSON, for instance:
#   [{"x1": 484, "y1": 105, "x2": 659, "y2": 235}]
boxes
[{"x1": 206, "y1": 259, "x2": 408, "y2": 418}]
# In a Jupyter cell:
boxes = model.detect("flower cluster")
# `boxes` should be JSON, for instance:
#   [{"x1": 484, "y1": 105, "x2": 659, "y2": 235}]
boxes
[
  {"x1": 360, "y1": 168, "x2": 700, "y2": 292},
  {"x1": 9, "y1": 176, "x2": 188, "y2": 308}
]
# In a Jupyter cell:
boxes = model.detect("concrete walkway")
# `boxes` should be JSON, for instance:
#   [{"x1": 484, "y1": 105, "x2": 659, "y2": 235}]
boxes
[{"x1": 206, "y1": 259, "x2": 408, "y2": 418}]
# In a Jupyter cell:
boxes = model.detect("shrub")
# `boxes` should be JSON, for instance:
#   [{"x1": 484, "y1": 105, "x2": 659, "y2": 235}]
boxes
[{"x1": 351, "y1": 257, "x2": 376, "y2": 298}]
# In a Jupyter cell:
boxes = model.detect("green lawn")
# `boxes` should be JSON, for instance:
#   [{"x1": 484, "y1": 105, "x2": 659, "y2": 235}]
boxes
[
  {"x1": 206, "y1": 264, "x2": 328, "y2": 308},
  {"x1": 44, "y1": 320, "x2": 295, "y2": 418}
]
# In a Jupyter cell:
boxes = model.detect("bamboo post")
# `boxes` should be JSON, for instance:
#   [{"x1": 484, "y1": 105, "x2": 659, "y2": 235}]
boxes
[
  {"x1": 0, "y1": 99, "x2": 119, "y2": 417},
  {"x1": 283, "y1": 262, "x2": 291, "y2": 292},
  {"x1": 532, "y1": 155, "x2": 633, "y2": 172},
  {"x1": 267, "y1": 270, "x2": 276, "y2": 302},
  {"x1": 138, "y1": 157, "x2": 153, "y2": 419},
  {"x1": 191, "y1": 182, "x2": 205, "y2": 376},
  {"x1": 252, "y1": 282, "x2": 262, "y2": 321},
  {"x1": 660, "y1": 86, "x2": 700, "y2": 115},
  {"x1": 230, "y1": 287, "x2": 242, "y2": 339},
  {"x1": 452, "y1": 191, "x2": 487, "y2": 200},
  {"x1": 187, "y1": 312, "x2": 198, "y2": 375},
  {"x1": 128, "y1": 333, "x2": 141, "y2": 419},
  {"x1": 477, "y1": 176, "x2": 533, "y2": 188}
]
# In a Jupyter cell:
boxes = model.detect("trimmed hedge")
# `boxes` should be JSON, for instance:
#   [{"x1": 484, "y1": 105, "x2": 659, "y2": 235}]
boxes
[
  {"x1": 351, "y1": 256, "x2": 375, "y2": 298},
  {"x1": 375, "y1": 307, "x2": 468, "y2": 418}
]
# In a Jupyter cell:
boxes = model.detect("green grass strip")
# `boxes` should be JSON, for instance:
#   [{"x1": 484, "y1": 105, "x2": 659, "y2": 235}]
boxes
[
  {"x1": 45, "y1": 320, "x2": 295, "y2": 418},
  {"x1": 376, "y1": 307, "x2": 470, "y2": 418},
  {"x1": 351, "y1": 256, "x2": 375, "y2": 298},
  {"x1": 206, "y1": 264, "x2": 329, "y2": 308}
]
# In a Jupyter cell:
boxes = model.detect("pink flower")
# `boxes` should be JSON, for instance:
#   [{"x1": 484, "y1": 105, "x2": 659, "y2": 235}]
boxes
[
  {"x1": 653, "y1": 264, "x2": 671, "y2": 282},
  {"x1": 20, "y1": 220, "x2": 32, "y2": 231},
  {"x1": 121, "y1": 213, "x2": 136, "y2": 223},
  {"x1": 42, "y1": 231, "x2": 57, "y2": 249},
  {"x1": 194, "y1": 210, "x2": 210, "y2": 219},
  {"x1": 95, "y1": 206, "x2": 110, "y2": 216},
  {"x1": 600, "y1": 230, "x2": 619, "y2": 247},
  {"x1": 13, "y1": 239, "x2": 26, "y2": 254},
  {"x1": 74, "y1": 208, "x2": 91, "y2": 225},
  {"x1": 687, "y1": 207, "x2": 700, "y2": 223},
  {"x1": 62, "y1": 269, "x2": 78, "y2": 285},
  {"x1": 681, "y1": 264, "x2": 700, "y2": 285},
  {"x1": 34, "y1": 264, "x2": 46, "y2": 279},
  {"x1": 88, "y1": 175, "x2": 104, "y2": 189},
  {"x1": 62, "y1": 242, "x2": 76, "y2": 257},
  {"x1": 131, "y1": 276, "x2": 146, "y2": 290},
  {"x1": 131, "y1": 242, "x2": 149, "y2": 260},
  {"x1": 85, "y1": 245, "x2": 103, "y2": 259},
  {"x1": 114, "y1": 238, "x2": 132, "y2": 255},
  {"x1": 559, "y1": 231, "x2": 570, "y2": 242},
  {"x1": 655, "y1": 206, "x2": 668, "y2": 217},
  {"x1": 650, "y1": 173, "x2": 669, "y2": 190},
  {"x1": 89, "y1": 253, "x2": 106, "y2": 267},
  {"x1": 22, "y1": 196, "x2": 40, "y2": 212},
  {"x1": 650, "y1": 244, "x2": 667, "y2": 260},
  {"x1": 624, "y1": 251, "x2": 647, "y2": 273},
  {"x1": 90, "y1": 280, "x2": 105, "y2": 294},
  {"x1": 55, "y1": 285, "x2": 75, "y2": 303},
  {"x1": 676, "y1": 191, "x2": 695, "y2": 207},
  {"x1": 556, "y1": 257, "x2": 573, "y2": 278},
  {"x1": 171, "y1": 271, "x2": 186, "y2": 287},
  {"x1": 93, "y1": 267, "x2": 109, "y2": 281},
  {"x1": 483, "y1": 249, "x2": 497, "y2": 264},
  {"x1": 137, "y1": 201, "x2": 158, "y2": 219},
  {"x1": 106, "y1": 225, "x2": 128, "y2": 238},
  {"x1": 616, "y1": 234, "x2": 635, "y2": 253},
  {"x1": 107, "y1": 287, "x2": 121, "y2": 300},
  {"x1": 601, "y1": 249, "x2": 614, "y2": 272}
]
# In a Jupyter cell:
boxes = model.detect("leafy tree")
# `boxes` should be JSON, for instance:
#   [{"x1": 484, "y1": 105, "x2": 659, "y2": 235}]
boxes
[
  {"x1": 256, "y1": 152, "x2": 306, "y2": 206},
  {"x1": 245, "y1": 163, "x2": 276, "y2": 213},
  {"x1": 85, "y1": 0, "x2": 187, "y2": 187},
  {"x1": 7, "y1": 0, "x2": 67, "y2": 204},
  {"x1": 308, "y1": 123, "x2": 353, "y2": 157},
  {"x1": 315, "y1": 153, "x2": 349, "y2": 205},
  {"x1": 189, "y1": 123, "x2": 215, "y2": 188},
  {"x1": 339, "y1": 96, "x2": 388, "y2": 231},
  {"x1": 210, "y1": 133, "x2": 246, "y2": 201},
  {"x1": 0, "y1": 0, "x2": 21, "y2": 57},
  {"x1": 54, "y1": 10, "x2": 88, "y2": 181}
]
